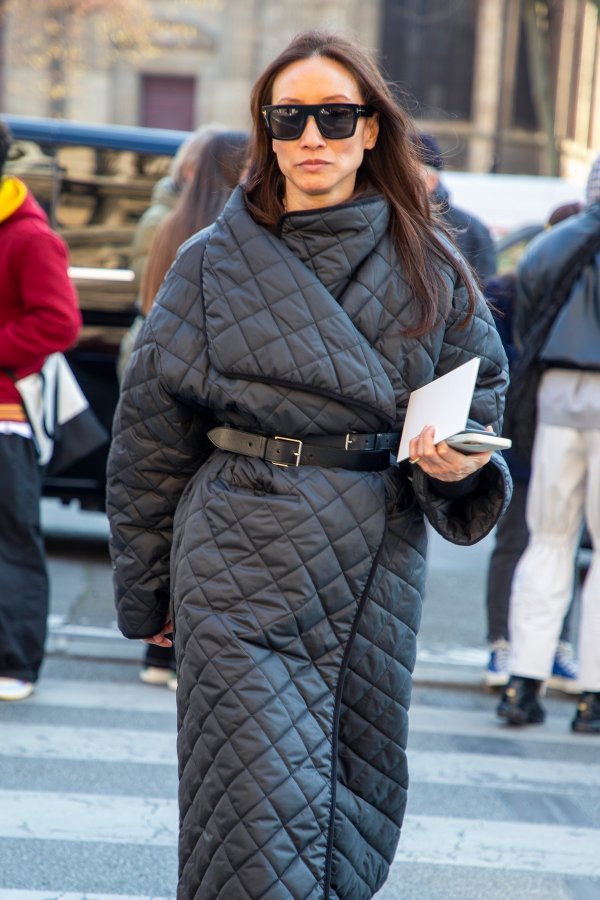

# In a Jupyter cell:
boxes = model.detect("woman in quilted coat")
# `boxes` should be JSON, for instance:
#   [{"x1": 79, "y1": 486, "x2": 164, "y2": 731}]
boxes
[{"x1": 107, "y1": 30, "x2": 511, "y2": 900}]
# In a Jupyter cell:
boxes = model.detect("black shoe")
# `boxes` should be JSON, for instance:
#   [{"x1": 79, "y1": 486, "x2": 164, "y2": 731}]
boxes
[
  {"x1": 497, "y1": 676, "x2": 546, "y2": 725},
  {"x1": 571, "y1": 692, "x2": 600, "y2": 734}
]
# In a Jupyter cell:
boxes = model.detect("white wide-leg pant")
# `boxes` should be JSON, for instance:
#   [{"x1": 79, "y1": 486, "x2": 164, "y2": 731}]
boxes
[{"x1": 509, "y1": 422, "x2": 600, "y2": 690}]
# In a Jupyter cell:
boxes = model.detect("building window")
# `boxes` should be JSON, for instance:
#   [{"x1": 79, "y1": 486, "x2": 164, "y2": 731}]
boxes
[
  {"x1": 512, "y1": 18, "x2": 537, "y2": 130},
  {"x1": 0, "y1": 10, "x2": 5, "y2": 110},
  {"x1": 139, "y1": 75, "x2": 196, "y2": 131},
  {"x1": 379, "y1": 0, "x2": 476, "y2": 121}
]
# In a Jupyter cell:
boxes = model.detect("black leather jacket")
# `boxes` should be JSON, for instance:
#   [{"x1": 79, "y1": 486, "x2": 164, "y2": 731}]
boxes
[{"x1": 515, "y1": 202, "x2": 600, "y2": 355}]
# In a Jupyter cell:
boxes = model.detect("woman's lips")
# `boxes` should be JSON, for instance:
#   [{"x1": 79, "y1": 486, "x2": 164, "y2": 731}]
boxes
[{"x1": 298, "y1": 159, "x2": 330, "y2": 172}]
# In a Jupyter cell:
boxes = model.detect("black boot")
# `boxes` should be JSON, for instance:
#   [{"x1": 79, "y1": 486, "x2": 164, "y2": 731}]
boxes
[
  {"x1": 497, "y1": 676, "x2": 546, "y2": 725},
  {"x1": 571, "y1": 692, "x2": 600, "y2": 734}
]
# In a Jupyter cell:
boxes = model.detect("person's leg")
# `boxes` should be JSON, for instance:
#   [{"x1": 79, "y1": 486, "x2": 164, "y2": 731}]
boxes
[
  {"x1": 577, "y1": 429, "x2": 600, "y2": 692},
  {"x1": 140, "y1": 643, "x2": 176, "y2": 687},
  {"x1": 549, "y1": 534, "x2": 581, "y2": 693},
  {"x1": 0, "y1": 436, "x2": 48, "y2": 684},
  {"x1": 486, "y1": 479, "x2": 529, "y2": 642},
  {"x1": 484, "y1": 479, "x2": 529, "y2": 686},
  {"x1": 570, "y1": 429, "x2": 600, "y2": 733},
  {"x1": 486, "y1": 476, "x2": 579, "y2": 689},
  {"x1": 508, "y1": 423, "x2": 586, "y2": 681},
  {"x1": 144, "y1": 644, "x2": 175, "y2": 668}
]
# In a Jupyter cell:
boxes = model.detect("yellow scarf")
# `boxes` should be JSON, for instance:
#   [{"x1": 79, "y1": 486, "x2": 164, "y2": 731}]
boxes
[{"x1": 0, "y1": 175, "x2": 27, "y2": 223}]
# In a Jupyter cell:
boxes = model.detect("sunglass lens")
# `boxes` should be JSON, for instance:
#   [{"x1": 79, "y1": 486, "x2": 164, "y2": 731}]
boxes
[
  {"x1": 318, "y1": 106, "x2": 356, "y2": 138},
  {"x1": 269, "y1": 107, "x2": 304, "y2": 140}
]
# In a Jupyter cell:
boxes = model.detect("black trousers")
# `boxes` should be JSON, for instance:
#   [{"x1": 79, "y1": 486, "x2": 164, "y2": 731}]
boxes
[
  {"x1": 144, "y1": 642, "x2": 176, "y2": 670},
  {"x1": 0, "y1": 434, "x2": 48, "y2": 682}
]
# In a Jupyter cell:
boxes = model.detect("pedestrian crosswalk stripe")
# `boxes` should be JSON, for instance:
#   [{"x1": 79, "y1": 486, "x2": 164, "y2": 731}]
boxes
[
  {"x1": 0, "y1": 893, "x2": 172, "y2": 900},
  {"x1": 0, "y1": 723, "x2": 176, "y2": 765},
  {"x1": 393, "y1": 814, "x2": 600, "y2": 878},
  {"x1": 27, "y1": 678, "x2": 176, "y2": 713},
  {"x1": 410, "y1": 703, "x2": 581, "y2": 744},
  {"x1": 409, "y1": 750, "x2": 600, "y2": 790},
  {"x1": 23, "y1": 680, "x2": 578, "y2": 745},
  {"x1": 3, "y1": 674, "x2": 600, "y2": 897},
  {"x1": 1, "y1": 789, "x2": 599, "y2": 880},
  {"x1": 3, "y1": 719, "x2": 597, "y2": 794},
  {"x1": 0, "y1": 790, "x2": 177, "y2": 845}
]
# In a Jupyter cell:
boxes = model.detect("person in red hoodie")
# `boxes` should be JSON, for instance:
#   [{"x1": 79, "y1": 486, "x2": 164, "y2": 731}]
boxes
[{"x1": 0, "y1": 122, "x2": 81, "y2": 701}]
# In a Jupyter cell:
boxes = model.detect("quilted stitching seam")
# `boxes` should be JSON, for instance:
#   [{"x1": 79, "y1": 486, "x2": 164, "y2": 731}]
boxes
[{"x1": 323, "y1": 523, "x2": 388, "y2": 900}]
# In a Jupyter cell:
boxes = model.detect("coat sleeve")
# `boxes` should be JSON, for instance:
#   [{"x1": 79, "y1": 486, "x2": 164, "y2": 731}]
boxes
[
  {"x1": 106, "y1": 238, "x2": 214, "y2": 639},
  {"x1": 513, "y1": 248, "x2": 544, "y2": 352},
  {"x1": 462, "y1": 217, "x2": 497, "y2": 283},
  {"x1": 410, "y1": 271, "x2": 512, "y2": 545},
  {"x1": 0, "y1": 228, "x2": 81, "y2": 372}
]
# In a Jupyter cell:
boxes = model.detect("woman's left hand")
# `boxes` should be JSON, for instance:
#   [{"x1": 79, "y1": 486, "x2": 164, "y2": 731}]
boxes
[
  {"x1": 408, "y1": 425, "x2": 492, "y2": 482},
  {"x1": 143, "y1": 619, "x2": 173, "y2": 648}
]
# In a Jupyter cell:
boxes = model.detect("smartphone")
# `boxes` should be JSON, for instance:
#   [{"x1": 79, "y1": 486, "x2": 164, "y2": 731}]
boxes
[{"x1": 445, "y1": 430, "x2": 512, "y2": 454}]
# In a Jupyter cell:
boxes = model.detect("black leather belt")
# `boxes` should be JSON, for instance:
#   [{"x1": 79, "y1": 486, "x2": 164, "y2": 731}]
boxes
[{"x1": 207, "y1": 427, "x2": 399, "y2": 471}]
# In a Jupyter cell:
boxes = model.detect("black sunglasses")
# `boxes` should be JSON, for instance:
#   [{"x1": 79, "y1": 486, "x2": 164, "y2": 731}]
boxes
[{"x1": 261, "y1": 103, "x2": 374, "y2": 141}]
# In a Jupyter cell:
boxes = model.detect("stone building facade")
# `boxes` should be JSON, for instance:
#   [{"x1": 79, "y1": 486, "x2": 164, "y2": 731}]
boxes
[
  {"x1": 380, "y1": 0, "x2": 599, "y2": 181},
  {"x1": 0, "y1": 0, "x2": 597, "y2": 177},
  {"x1": 0, "y1": 1, "x2": 381, "y2": 131}
]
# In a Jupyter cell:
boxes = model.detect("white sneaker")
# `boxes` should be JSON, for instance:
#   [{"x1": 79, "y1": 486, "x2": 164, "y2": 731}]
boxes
[
  {"x1": 0, "y1": 677, "x2": 34, "y2": 701},
  {"x1": 139, "y1": 666, "x2": 172, "y2": 686},
  {"x1": 484, "y1": 640, "x2": 511, "y2": 688}
]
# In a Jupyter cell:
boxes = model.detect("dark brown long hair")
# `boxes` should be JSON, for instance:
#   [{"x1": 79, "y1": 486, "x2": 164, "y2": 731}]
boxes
[
  {"x1": 244, "y1": 30, "x2": 477, "y2": 335},
  {"x1": 140, "y1": 129, "x2": 249, "y2": 313}
]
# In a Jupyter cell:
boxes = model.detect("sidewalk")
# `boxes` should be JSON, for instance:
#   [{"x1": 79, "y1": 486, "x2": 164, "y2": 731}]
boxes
[
  {"x1": 42, "y1": 499, "x2": 504, "y2": 690},
  {"x1": 45, "y1": 622, "x2": 491, "y2": 689}
]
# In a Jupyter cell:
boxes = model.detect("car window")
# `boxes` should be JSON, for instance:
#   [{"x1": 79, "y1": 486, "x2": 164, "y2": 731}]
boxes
[
  {"x1": 7, "y1": 133, "x2": 174, "y2": 275},
  {"x1": 495, "y1": 225, "x2": 544, "y2": 273}
]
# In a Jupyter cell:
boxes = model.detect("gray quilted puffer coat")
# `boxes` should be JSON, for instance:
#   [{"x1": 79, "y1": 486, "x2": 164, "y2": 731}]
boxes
[{"x1": 107, "y1": 188, "x2": 511, "y2": 900}]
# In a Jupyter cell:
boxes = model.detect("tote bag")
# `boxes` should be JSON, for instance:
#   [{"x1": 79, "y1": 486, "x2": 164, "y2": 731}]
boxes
[{"x1": 14, "y1": 353, "x2": 109, "y2": 475}]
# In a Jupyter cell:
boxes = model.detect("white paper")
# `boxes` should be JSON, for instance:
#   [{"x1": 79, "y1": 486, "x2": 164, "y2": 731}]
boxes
[{"x1": 397, "y1": 357, "x2": 480, "y2": 462}]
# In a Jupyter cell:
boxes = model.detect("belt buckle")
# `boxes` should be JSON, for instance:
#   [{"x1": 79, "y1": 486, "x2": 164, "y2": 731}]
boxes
[
  {"x1": 344, "y1": 433, "x2": 354, "y2": 450},
  {"x1": 273, "y1": 436, "x2": 303, "y2": 467}
]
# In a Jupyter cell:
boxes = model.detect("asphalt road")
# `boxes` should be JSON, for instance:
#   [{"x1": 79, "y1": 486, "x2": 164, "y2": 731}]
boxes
[
  {"x1": 0, "y1": 500, "x2": 596, "y2": 898},
  {"x1": 1, "y1": 654, "x2": 598, "y2": 900}
]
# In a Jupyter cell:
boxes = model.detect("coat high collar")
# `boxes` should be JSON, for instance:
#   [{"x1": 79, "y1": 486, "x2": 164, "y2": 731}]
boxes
[{"x1": 276, "y1": 194, "x2": 390, "y2": 299}]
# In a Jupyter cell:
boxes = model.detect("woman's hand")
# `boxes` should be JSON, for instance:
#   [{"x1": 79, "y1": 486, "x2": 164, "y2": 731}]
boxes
[
  {"x1": 408, "y1": 425, "x2": 492, "y2": 482},
  {"x1": 143, "y1": 619, "x2": 173, "y2": 648}
]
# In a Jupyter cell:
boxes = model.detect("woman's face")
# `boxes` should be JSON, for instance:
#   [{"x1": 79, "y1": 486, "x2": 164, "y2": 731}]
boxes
[{"x1": 269, "y1": 56, "x2": 379, "y2": 213}]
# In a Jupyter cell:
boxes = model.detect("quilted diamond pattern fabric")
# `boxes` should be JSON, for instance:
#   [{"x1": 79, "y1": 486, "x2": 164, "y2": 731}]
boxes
[{"x1": 107, "y1": 188, "x2": 511, "y2": 899}]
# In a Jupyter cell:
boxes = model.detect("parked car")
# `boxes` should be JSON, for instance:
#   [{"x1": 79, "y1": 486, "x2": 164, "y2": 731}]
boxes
[
  {"x1": 4, "y1": 114, "x2": 190, "y2": 509},
  {"x1": 494, "y1": 224, "x2": 545, "y2": 273}
]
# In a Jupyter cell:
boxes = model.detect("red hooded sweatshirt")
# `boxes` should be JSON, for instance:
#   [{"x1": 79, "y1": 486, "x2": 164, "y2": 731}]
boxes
[{"x1": 0, "y1": 176, "x2": 82, "y2": 416}]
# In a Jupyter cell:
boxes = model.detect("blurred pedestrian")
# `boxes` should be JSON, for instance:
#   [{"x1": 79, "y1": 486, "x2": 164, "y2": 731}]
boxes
[
  {"x1": 414, "y1": 132, "x2": 497, "y2": 282},
  {"x1": 138, "y1": 129, "x2": 249, "y2": 317},
  {"x1": 0, "y1": 122, "x2": 81, "y2": 701},
  {"x1": 118, "y1": 124, "x2": 228, "y2": 382},
  {"x1": 497, "y1": 152, "x2": 600, "y2": 733},
  {"x1": 123, "y1": 129, "x2": 249, "y2": 691},
  {"x1": 484, "y1": 198, "x2": 585, "y2": 692},
  {"x1": 129, "y1": 124, "x2": 225, "y2": 286},
  {"x1": 107, "y1": 30, "x2": 510, "y2": 898}
]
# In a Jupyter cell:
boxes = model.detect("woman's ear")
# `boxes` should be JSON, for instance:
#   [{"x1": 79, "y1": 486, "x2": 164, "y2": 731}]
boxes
[{"x1": 364, "y1": 112, "x2": 379, "y2": 151}]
